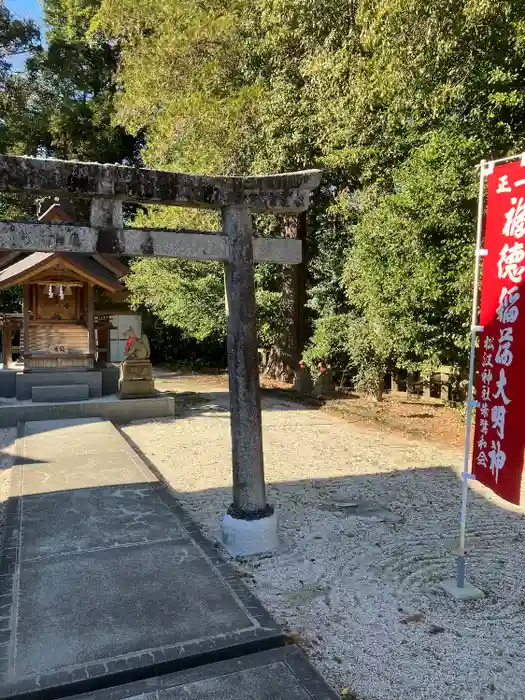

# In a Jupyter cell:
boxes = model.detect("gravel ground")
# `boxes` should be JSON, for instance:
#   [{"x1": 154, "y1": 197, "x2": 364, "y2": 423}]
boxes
[
  {"x1": 0, "y1": 428, "x2": 16, "y2": 548},
  {"x1": 123, "y1": 374, "x2": 525, "y2": 700}
]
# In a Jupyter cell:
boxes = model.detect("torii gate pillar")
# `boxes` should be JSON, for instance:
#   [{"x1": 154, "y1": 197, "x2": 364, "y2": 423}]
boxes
[{"x1": 221, "y1": 206, "x2": 275, "y2": 554}]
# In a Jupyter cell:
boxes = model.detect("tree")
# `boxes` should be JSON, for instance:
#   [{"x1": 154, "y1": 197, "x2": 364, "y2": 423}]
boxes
[
  {"x1": 93, "y1": 0, "x2": 360, "y2": 377},
  {"x1": 304, "y1": 0, "x2": 525, "y2": 392},
  {"x1": 0, "y1": 2, "x2": 39, "y2": 83},
  {"x1": 345, "y1": 130, "x2": 480, "y2": 375},
  {"x1": 0, "y1": 1, "x2": 39, "y2": 149},
  {"x1": 2, "y1": 0, "x2": 139, "y2": 164}
]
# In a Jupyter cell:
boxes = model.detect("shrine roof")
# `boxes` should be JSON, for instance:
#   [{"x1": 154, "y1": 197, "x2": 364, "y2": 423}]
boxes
[
  {"x1": 0, "y1": 253, "x2": 123, "y2": 291},
  {"x1": 0, "y1": 252, "x2": 22, "y2": 270}
]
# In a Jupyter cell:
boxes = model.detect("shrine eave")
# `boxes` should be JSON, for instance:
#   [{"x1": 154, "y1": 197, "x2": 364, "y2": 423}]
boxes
[{"x1": 0, "y1": 252, "x2": 123, "y2": 292}]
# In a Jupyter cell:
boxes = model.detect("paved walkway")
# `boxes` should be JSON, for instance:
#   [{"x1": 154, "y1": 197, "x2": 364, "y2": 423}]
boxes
[{"x1": 0, "y1": 418, "x2": 324, "y2": 699}]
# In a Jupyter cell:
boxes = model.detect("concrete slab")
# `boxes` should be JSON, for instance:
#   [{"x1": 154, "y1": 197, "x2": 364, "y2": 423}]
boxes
[
  {"x1": 32, "y1": 383, "x2": 90, "y2": 402},
  {"x1": 21, "y1": 450, "x2": 154, "y2": 495},
  {"x1": 20, "y1": 485, "x2": 186, "y2": 559},
  {"x1": 0, "y1": 395, "x2": 175, "y2": 427},
  {"x1": 439, "y1": 578, "x2": 485, "y2": 600},
  {"x1": 62, "y1": 646, "x2": 339, "y2": 700},
  {"x1": 16, "y1": 371, "x2": 102, "y2": 400},
  {"x1": 15, "y1": 541, "x2": 253, "y2": 678},
  {"x1": 0, "y1": 419, "x2": 282, "y2": 698}
]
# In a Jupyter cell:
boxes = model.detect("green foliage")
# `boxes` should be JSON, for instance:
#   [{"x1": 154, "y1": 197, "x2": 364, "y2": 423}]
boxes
[
  {"x1": 127, "y1": 257, "x2": 227, "y2": 342},
  {"x1": 142, "y1": 313, "x2": 227, "y2": 368},
  {"x1": 1, "y1": 0, "x2": 138, "y2": 163},
  {"x1": 124, "y1": 206, "x2": 225, "y2": 342},
  {"x1": 0, "y1": 2, "x2": 39, "y2": 80},
  {"x1": 126, "y1": 256, "x2": 286, "y2": 350},
  {"x1": 84, "y1": 0, "x2": 525, "y2": 382},
  {"x1": 0, "y1": 2, "x2": 40, "y2": 154},
  {"x1": 303, "y1": 315, "x2": 353, "y2": 375},
  {"x1": 0, "y1": 286, "x2": 22, "y2": 314},
  {"x1": 303, "y1": 313, "x2": 388, "y2": 393},
  {"x1": 345, "y1": 130, "x2": 480, "y2": 373}
]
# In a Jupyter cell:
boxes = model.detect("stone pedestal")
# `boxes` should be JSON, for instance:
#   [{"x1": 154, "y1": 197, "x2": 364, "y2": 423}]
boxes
[{"x1": 119, "y1": 360, "x2": 155, "y2": 399}]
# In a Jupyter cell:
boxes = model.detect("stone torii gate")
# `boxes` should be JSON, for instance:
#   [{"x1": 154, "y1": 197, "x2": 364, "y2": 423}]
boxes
[{"x1": 0, "y1": 154, "x2": 321, "y2": 556}]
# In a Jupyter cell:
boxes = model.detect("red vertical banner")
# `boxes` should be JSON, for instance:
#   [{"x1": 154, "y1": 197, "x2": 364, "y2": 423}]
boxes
[{"x1": 472, "y1": 160, "x2": 525, "y2": 504}]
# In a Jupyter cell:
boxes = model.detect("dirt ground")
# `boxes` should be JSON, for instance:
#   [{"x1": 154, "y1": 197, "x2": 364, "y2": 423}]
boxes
[{"x1": 162, "y1": 368, "x2": 466, "y2": 450}]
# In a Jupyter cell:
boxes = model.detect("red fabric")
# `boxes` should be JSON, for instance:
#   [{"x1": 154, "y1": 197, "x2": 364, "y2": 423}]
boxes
[
  {"x1": 472, "y1": 160, "x2": 525, "y2": 504},
  {"x1": 125, "y1": 337, "x2": 133, "y2": 352}
]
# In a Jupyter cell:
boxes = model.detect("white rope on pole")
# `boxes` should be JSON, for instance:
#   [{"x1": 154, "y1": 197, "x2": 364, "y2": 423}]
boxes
[{"x1": 456, "y1": 159, "x2": 487, "y2": 588}]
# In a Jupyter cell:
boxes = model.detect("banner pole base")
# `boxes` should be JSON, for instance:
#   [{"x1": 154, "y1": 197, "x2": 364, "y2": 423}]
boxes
[{"x1": 440, "y1": 573, "x2": 484, "y2": 601}]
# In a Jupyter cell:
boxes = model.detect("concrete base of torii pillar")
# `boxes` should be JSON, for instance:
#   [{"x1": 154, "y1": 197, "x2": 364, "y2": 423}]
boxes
[{"x1": 221, "y1": 511, "x2": 279, "y2": 557}]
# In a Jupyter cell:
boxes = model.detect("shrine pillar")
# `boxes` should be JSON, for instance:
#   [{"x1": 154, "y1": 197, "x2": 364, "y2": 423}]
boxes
[
  {"x1": 2, "y1": 324, "x2": 12, "y2": 368},
  {"x1": 86, "y1": 283, "x2": 95, "y2": 359},
  {"x1": 22, "y1": 285, "x2": 30, "y2": 364}
]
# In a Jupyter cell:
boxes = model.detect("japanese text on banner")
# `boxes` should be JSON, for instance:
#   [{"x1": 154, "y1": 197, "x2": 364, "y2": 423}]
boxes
[{"x1": 472, "y1": 161, "x2": 525, "y2": 504}]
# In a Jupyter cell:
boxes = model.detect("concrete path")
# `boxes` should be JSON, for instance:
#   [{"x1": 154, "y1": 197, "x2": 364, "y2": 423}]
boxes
[{"x1": 0, "y1": 418, "x2": 288, "y2": 698}]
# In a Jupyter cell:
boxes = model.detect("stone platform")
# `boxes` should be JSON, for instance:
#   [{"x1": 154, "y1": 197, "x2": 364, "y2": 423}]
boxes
[
  {"x1": 63, "y1": 646, "x2": 339, "y2": 700},
  {"x1": 0, "y1": 367, "x2": 120, "y2": 400},
  {"x1": 0, "y1": 418, "x2": 283, "y2": 699},
  {"x1": 0, "y1": 394, "x2": 175, "y2": 427}
]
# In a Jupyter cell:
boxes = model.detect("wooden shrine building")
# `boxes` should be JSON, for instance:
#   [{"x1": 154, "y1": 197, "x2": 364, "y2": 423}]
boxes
[
  {"x1": 0, "y1": 198, "x2": 132, "y2": 400},
  {"x1": 0, "y1": 251, "x2": 127, "y2": 371},
  {"x1": 0, "y1": 197, "x2": 130, "y2": 374}
]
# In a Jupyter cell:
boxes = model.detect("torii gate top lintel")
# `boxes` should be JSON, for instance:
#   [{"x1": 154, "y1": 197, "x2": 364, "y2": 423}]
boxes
[{"x1": 0, "y1": 154, "x2": 322, "y2": 214}]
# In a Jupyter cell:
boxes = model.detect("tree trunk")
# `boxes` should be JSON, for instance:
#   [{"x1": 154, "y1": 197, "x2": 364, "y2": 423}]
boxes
[
  {"x1": 262, "y1": 212, "x2": 308, "y2": 382},
  {"x1": 373, "y1": 379, "x2": 385, "y2": 402}
]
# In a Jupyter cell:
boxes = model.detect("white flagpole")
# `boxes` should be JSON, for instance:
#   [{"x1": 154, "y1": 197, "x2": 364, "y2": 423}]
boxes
[{"x1": 456, "y1": 159, "x2": 488, "y2": 589}]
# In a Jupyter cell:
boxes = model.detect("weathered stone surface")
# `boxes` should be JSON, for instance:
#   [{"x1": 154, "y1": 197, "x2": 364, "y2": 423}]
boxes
[
  {"x1": 253, "y1": 237, "x2": 302, "y2": 264},
  {"x1": 16, "y1": 370, "x2": 102, "y2": 400},
  {"x1": 293, "y1": 368, "x2": 313, "y2": 394},
  {"x1": 0, "y1": 221, "x2": 302, "y2": 263},
  {"x1": 0, "y1": 395, "x2": 175, "y2": 427},
  {"x1": 101, "y1": 366, "x2": 119, "y2": 395},
  {"x1": 119, "y1": 379, "x2": 155, "y2": 398},
  {"x1": 0, "y1": 222, "x2": 228, "y2": 260},
  {"x1": 32, "y1": 384, "x2": 89, "y2": 402},
  {"x1": 0, "y1": 155, "x2": 322, "y2": 213},
  {"x1": 119, "y1": 360, "x2": 153, "y2": 382},
  {"x1": 123, "y1": 334, "x2": 151, "y2": 361},
  {"x1": 0, "y1": 371, "x2": 15, "y2": 398},
  {"x1": 313, "y1": 370, "x2": 335, "y2": 395},
  {"x1": 223, "y1": 206, "x2": 267, "y2": 515}
]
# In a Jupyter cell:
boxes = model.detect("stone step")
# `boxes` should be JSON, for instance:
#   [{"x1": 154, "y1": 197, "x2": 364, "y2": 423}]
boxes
[
  {"x1": 0, "y1": 395, "x2": 175, "y2": 427},
  {"x1": 57, "y1": 646, "x2": 338, "y2": 700},
  {"x1": 32, "y1": 384, "x2": 90, "y2": 402},
  {"x1": 16, "y1": 370, "x2": 103, "y2": 400}
]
